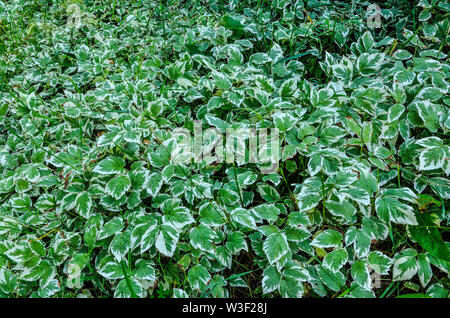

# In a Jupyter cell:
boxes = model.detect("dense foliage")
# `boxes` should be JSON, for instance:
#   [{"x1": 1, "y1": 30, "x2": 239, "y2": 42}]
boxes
[{"x1": 0, "y1": 0, "x2": 449, "y2": 298}]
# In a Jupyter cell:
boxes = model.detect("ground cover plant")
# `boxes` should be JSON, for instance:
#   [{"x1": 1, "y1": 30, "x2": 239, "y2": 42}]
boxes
[{"x1": 0, "y1": 0, "x2": 449, "y2": 298}]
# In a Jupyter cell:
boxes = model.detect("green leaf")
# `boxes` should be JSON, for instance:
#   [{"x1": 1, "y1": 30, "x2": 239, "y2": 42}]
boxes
[
  {"x1": 417, "y1": 87, "x2": 443, "y2": 101},
  {"x1": 362, "y1": 217, "x2": 389, "y2": 241},
  {"x1": 75, "y1": 192, "x2": 92, "y2": 219},
  {"x1": 190, "y1": 225, "x2": 215, "y2": 252},
  {"x1": 146, "y1": 172, "x2": 163, "y2": 196},
  {"x1": 394, "y1": 70, "x2": 415, "y2": 86},
  {"x1": 279, "y1": 275, "x2": 304, "y2": 298},
  {"x1": 93, "y1": 156, "x2": 126, "y2": 175},
  {"x1": 417, "y1": 254, "x2": 432, "y2": 288},
  {"x1": 133, "y1": 259, "x2": 156, "y2": 281},
  {"x1": 272, "y1": 112, "x2": 297, "y2": 132},
  {"x1": 257, "y1": 184, "x2": 280, "y2": 203},
  {"x1": 368, "y1": 251, "x2": 392, "y2": 275},
  {"x1": 345, "y1": 284, "x2": 375, "y2": 298},
  {"x1": 357, "y1": 53, "x2": 384, "y2": 76},
  {"x1": 228, "y1": 46, "x2": 244, "y2": 65},
  {"x1": 387, "y1": 104, "x2": 406, "y2": 122},
  {"x1": 161, "y1": 200, "x2": 194, "y2": 230},
  {"x1": 65, "y1": 105, "x2": 81, "y2": 118},
  {"x1": 187, "y1": 264, "x2": 211, "y2": 291},
  {"x1": 263, "y1": 232, "x2": 290, "y2": 265},
  {"x1": 212, "y1": 70, "x2": 232, "y2": 90},
  {"x1": 311, "y1": 230, "x2": 343, "y2": 249},
  {"x1": 284, "y1": 227, "x2": 311, "y2": 242},
  {"x1": 109, "y1": 231, "x2": 131, "y2": 262},
  {"x1": 279, "y1": 78, "x2": 297, "y2": 98},
  {"x1": 230, "y1": 208, "x2": 257, "y2": 229},
  {"x1": 308, "y1": 154, "x2": 322, "y2": 176},
  {"x1": 199, "y1": 202, "x2": 227, "y2": 227},
  {"x1": 426, "y1": 283, "x2": 449, "y2": 298},
  {"x1": 114, "y1": 278, "x2": 143, "y2": 298},
  {"x1": 323, "y1": 248, "x2": 348, "y2": 272},
  {"x1": 360, "y1": 31, "x2": 375, "y2": 51},
  {"x1": 99, "y1": 217, "x2": 124, "y2": 240},
  {"x1": 226, "y1": 232, "x2": 248, "y2": 254},
  {"x1": 205, "y1": 115, "x2": 230, "y2": 133},
  {"x1": 252, "y1": 204, "x2": 280, "y2": 223},
  {"x1": 354, "y1": 229, "x2": 371, "y2": 258},
  {"x1": 351, "y1": 260, "x2": 371, "y2": 290},
  {"x1": 376, "y1": 195, "x2": 418, "y2": 225},
  {"x1": 105, "y1": 175, "x2": 131, "y2": 199},
  {"x1": 417, "y1": 137, "x2": 446, "y2": 170},
  {"x1": 393, "y1": 249, "x2": 418, "y2": 281},
  {"x1": 173, "y1": 288, "x2": 189, "y2": 298},
  {"x1": 416, "y1": 102, "x2": 440, "y2": 133},
  {"x1": 249, "y1": 53, "x2": 271, "y2": 64},
  {"x1": 37, "y1": 279, "x2": 60, "y2": 297},
  {"x1": 316, "y1": 265, "x2": 345, "y2": 292},
  {"x1": 155, "y1": 224, "x2": 179, "y2": 257},
  {"x1": 297, "y1": 193, "x2": 320, "y2": 212},
  {"x1": 410, "y1": 213, "x2": 450, "y2": 263},
  {"x1": 262, "y1": 266, "x2": 281, "y2": 294},
  {"x1": 326, "y1": 200, "x2": 356, "y2": 220},
  {"x1": 98, "y1": 261, "x2": 124, "y2": 280},
  {"x1": 218, "y1": 188, "x2": 239, "y2": 206}
]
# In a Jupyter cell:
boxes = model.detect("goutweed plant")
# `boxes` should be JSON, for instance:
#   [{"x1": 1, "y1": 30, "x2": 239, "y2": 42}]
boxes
[{"x1": 0, "y1": 0, "x2": 449, "y2": 298}]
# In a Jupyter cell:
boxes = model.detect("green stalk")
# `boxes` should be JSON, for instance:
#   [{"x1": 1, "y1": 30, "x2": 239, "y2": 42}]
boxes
[
  {"x1": 121, "y1": 260, "x2": 137, "y2": 298},
  {"x1": 233, "y1": 164, "x2": 245, "y2": 208},
  {"x1": 380, "y1": 282, "x2": 395, "y2": 298}
]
